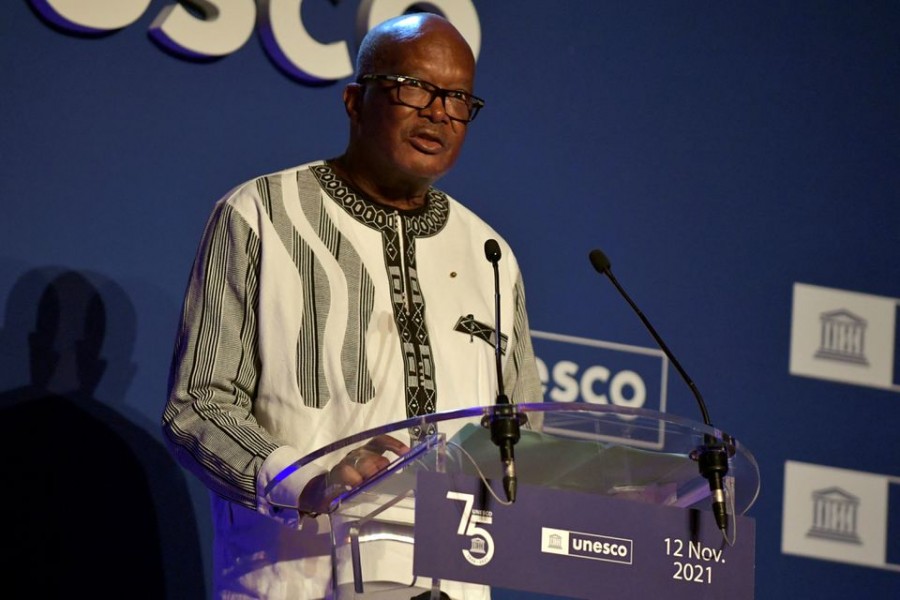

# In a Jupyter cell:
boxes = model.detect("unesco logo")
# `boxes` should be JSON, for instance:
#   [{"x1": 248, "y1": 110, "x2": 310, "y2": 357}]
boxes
[
  {"x1": 814, "y1": 309, "x2": 869, "y2": 366},
  {"x1": 532, "y1": 331, "x2": 669, "y2": 448},
  {"x1": 446, "y1": 491, "x2": 495, "y2": 567},
  {"x1": 532, "y1": 331, "x2": 665, "y2": 413},
  {"x1": 541, "y1": 527, "x2": 633, "y2": 565},
  {"x1": 806, "y1": 487, "x2": 862, "y2": 545},
  {"x1": 782, "y1": 460, "x2": 892, "y2": 572},
  {"x1": 789, "y1": 283, "x2": 898, "y2": 393},
  {"x1": 29, "y1": 0, "x2": 481, "y2": 84}
]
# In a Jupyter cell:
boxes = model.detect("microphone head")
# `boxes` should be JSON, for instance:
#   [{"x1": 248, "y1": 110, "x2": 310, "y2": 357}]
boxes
[
  {"x1": 484, "y1": 239, "x2": 502, "y2": 263},
  {"x1": 589, "y1": 249, "x2": 612, "y2": 274}
]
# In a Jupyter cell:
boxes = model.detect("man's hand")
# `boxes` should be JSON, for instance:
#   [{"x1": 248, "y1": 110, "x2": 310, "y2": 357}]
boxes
[
  {"x1": 298, "y1": 434, "x2": 410, "y2": 515},
  {"x1": 331, "y1": 434, "x2": 411, "y2": 488}
]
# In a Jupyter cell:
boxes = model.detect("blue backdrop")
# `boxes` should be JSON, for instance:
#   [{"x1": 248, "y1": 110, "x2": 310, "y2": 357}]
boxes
[{"x1": 3, "y1": 1, "x2": 898, "y2": 598}]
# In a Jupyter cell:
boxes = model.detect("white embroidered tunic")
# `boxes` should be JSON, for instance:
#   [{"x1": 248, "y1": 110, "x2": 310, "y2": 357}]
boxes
[{"x1": 164, "y1": 161, "x2": 542, "y2": 599}]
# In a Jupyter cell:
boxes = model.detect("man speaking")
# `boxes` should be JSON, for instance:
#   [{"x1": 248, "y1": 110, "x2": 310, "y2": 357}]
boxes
[{"x1": 163, "y1": 12, "x2": 542, "y2": 599}]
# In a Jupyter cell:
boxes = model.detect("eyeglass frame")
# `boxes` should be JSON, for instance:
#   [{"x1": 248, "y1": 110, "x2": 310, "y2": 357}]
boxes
[{"x1": 356, "y1": 74, "x2": 485, "y2": 123}]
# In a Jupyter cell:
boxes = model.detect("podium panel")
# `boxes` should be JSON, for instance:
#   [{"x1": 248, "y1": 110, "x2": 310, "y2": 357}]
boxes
[
  {"x1": 271, "y1": 404, "x2": 760, "y2": 599},
  {"x1": 415, "y1": 471, "x2": 754, "y2": 599}
]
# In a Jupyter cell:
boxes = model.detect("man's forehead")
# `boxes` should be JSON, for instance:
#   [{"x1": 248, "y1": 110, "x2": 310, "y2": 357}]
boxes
[
  {"x1": 369, "y1": 15, "x2": 471, "y2": 58},
  {"x1": 378, "y1": 33, "x2": 473, "y2": 74}
]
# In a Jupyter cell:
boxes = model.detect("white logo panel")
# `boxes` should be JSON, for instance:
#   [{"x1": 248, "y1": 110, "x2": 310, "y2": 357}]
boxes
[
  {"x1": 533, "y1": 330, "x2": 668, "y2": 449},
  {"x1": 789, "y1": 283, "x2": 898, "y2": 391},
  {"x1": 541, "y1": 527, "x2": 570, "y2": 555},
  {"x1": 782, "y1": 461, "x2": 891, "y2": 570}
]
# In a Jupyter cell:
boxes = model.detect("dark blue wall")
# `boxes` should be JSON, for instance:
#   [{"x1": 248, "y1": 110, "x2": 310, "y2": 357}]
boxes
[{"x1": 3, "y1": 1, "x2": 898, "y2": 597}]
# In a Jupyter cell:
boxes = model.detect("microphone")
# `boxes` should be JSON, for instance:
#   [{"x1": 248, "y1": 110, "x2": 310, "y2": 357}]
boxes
[
  {"x1": 483, "y1": 238, "x2": 521, "y2": 503},
  {"x1": 588, "y1": 249, "x2": 729, "y2": 532}
]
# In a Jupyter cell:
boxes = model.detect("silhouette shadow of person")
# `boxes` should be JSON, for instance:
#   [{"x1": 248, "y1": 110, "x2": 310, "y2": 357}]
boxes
[{"x1": 0, "y1": 268, "x2": 206, "y2": 598}]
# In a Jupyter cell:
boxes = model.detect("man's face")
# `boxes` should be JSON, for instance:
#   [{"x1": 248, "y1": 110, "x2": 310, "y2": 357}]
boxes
[{"x1": 348, "y1": 30, "x2": 476, "y2": 189}]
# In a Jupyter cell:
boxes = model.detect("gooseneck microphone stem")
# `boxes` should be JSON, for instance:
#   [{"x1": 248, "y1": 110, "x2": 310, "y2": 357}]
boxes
[
  {"x1": 491, "y1": 248, "x2": 506, "y2": 399},
  {"x1": 484, "y1": 239, "x2": 520, "y2": 503},
  {"x1": 588, "y1": 249, "x2": 728, "y2": 532},
  {"x1": 588, "y1": 250, "x2": 711, "y2": 426}
]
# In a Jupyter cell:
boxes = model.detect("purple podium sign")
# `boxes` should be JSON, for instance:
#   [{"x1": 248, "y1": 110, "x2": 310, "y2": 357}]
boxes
[{"x1": 413, "y1": 471, "x2": 755, "y2": 599}]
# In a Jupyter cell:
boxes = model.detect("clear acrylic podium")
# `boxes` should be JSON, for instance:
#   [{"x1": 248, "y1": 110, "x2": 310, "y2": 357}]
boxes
[{"x1": 275, "y1": 403, "x2": 760, "y2": 599}]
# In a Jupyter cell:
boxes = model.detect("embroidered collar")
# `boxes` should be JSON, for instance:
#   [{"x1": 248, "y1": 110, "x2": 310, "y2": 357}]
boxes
[{"x1": 311, "y1": 163, "x2": 449, "y2": 237}]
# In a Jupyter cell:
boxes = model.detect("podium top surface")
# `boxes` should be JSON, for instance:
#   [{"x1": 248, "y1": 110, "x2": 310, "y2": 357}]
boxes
[{"x1": 275, "y1": 403, "x2": 760, "y2": 516}]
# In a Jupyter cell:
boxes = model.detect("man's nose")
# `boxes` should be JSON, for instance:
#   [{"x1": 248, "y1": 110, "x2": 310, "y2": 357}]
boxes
[{"x1": 420, "y1": 94, "x2": 450, "y2": 123}]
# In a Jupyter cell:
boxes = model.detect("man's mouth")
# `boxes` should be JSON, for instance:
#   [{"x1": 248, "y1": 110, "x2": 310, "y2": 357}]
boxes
[{"x1": 409, "y1": 130, "x2": 445, "y2": 154}]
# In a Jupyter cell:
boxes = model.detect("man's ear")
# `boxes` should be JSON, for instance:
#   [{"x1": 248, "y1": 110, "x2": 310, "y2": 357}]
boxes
[{"x1": 343, "y1": 83, "x2": 363, "y2": 122}]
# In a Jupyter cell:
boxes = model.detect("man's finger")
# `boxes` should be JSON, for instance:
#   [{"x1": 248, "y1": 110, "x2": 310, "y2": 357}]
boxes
[{"x1": 363, "y1": 434, "x2": 410, "y2": 457}]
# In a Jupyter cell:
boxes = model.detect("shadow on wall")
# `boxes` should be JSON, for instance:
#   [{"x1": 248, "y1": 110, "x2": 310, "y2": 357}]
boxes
[{"x1": 0, "y1": 268, "x2": 206, "y2": 599}]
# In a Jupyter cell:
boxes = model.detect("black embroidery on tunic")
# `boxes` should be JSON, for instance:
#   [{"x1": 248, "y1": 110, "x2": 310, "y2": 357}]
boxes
[{"x1": 312, "y1": 165, "x2": 449, "y2": 439}]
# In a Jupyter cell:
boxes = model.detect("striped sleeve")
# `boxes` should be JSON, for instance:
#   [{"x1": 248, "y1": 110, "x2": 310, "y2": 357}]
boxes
[
  {"x1": 162, "y1": 198, "x2": 278, "y2": 509},
  {"x1": 505, "y1": 272, "x2": 544, "y2": 411}
]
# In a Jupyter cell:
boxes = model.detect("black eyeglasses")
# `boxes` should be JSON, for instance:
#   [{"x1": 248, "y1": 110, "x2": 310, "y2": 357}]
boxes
[{"x1": 357, "y1": 74, "x2": 485, "y2": 123}]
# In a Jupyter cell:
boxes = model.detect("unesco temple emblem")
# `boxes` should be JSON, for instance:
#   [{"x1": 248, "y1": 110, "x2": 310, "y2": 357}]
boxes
[
  {"x1": 806, "y1": 487, "x2": 862, "y2": 544},
  {"x1": 814, "y1": 309, "x2": 869, "y2": 365}
]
